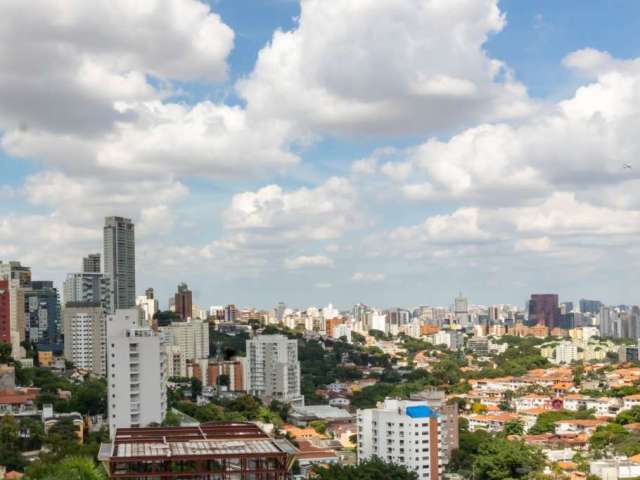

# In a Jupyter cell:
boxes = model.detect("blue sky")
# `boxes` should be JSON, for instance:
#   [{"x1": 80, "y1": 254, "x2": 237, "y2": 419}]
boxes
[{"x1": 1, "y1": 0, "x2": 640, "y2": 310}]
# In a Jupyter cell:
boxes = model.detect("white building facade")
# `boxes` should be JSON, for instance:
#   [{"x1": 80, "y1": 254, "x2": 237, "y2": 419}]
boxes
[
  {"x1": 161, "y1": 319, "x2": 209, "y2": 361},
  {"x1": 107, "y1": 309, "x2": 167, "y2": 434},
  {"x1": 62, "y1": 303, "x2": 106, "y2": 375},
  {"x1": 244, "y1": 334, "x2": 303, "y2": 406},
  {"x1": 357, "y1": 398, "x2": 448, "y2": 480}
]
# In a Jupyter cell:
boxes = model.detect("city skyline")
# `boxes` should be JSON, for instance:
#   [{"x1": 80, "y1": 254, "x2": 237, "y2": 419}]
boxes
[{"x1": 1, "y1": 0, "x2": 640, "y2": 308}]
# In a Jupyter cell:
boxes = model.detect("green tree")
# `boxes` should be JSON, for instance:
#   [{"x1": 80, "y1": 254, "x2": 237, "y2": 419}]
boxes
[
  {"x1": 0, "y1": 416, "x2": 26, "y2": 470},
  {"x1": 162, "y1": 410, "x2": 182, "y2": 427},
  {"x1": 0, "y1": 341, "x2": 12, "y2": 363},
  {"x1": 42, "y1": 417, "x2": 82, "y2": 462},
  {"x1": 24, "y1": 456, "x2": 105, "y2": 480},
  {"x1": 313, "y1": 457, "x2": 418, "y2": 480},
  {"x1": 19, "y1": 416, "x2": 45, "y2": 450},
  {"x1": 474, "y1": 438, "x2": 545, "y2": 480},
  {"x1": 503, "y1": 419, "x2": 525, "y2": 436},
  {"x1": 615, "y1": 405, "x2": 640, "y2": 425},
  {"x1": 190, "y1": 377, "x2": 202, "y2": 401},
  {"x1": 309, "y1": 420, "x2": 327, "y2": 435},
  {"x1": 528, "y1": 410, "x2": 592, "y2": 435}
]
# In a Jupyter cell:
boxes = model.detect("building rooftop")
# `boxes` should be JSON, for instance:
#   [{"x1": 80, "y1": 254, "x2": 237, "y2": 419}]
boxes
[{"x1": 101, "y1": 423, "x2": 297, "y2": 461}]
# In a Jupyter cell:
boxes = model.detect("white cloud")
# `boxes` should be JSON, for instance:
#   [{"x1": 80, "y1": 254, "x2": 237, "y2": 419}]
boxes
[
  {"x1": 362, "y1": 50, "x2": 640, "y2": 209},
  {"x1": 224, "y1": 177, "x2": 359, "y2": 243},
  {"x1": 284, "y1": 255, "x2": 334, "y2": 269},
  {"x1": 0, "y1": 0, "x2": 234, "y2": 135},
  {"x1": 238, "y1": 0, "x2": 532, "y2": 137},
  {"x1": 0, "y1": 215, "x2": 100, "y2": 275},
  {"x1": 23, "y1": 171, "x2": 188, "y2": 225},
  {"x1": 352, "y1": 272, "x2": 385, "y2": 283}
]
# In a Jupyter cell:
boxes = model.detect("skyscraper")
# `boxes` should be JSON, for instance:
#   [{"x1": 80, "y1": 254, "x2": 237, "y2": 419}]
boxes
[
  {"x1": 528, "y1": 294, "x2": 560, "y2": 330},
  {"x1": 174, "y1": 283, "x2": 192, "y2": 321},
  {"x1": 83, "y1": 254, "x2": 101, "y2": 273},
  {"x1": 103, "y1": 217, "x2": 135, "y2": 311}
]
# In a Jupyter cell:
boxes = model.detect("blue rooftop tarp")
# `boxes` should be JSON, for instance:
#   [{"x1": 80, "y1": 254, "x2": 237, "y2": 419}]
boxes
[{"x1": 405, "y1": 405, "x2": 438, "y2": 418}]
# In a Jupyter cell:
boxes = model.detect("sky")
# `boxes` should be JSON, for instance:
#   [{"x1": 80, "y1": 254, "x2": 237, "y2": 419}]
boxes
[{"x1": 1, "y1": 0, "x2": 640, "y2": 310}]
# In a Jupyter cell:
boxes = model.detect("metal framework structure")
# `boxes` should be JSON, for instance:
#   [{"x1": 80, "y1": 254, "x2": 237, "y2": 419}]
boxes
[{"x1": 99, "y1": 422, "x2": 297, "y2": 479}]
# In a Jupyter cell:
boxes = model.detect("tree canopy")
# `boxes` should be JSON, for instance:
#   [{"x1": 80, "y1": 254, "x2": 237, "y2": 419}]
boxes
[{"x1": 313, "y1": 457, "x2": 418, "y2": 480}]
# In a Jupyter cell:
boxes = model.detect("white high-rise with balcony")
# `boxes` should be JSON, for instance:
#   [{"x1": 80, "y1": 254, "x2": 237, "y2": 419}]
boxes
[
  {"x1": 244, "y1": 334, "x2": 303, "y2": 406},
  {"x1": 358, "y1": 398, "x2": 449, "y2": 480},
  {"x1": 107, "y1": 309, "x2": 166, "y2": 434}
]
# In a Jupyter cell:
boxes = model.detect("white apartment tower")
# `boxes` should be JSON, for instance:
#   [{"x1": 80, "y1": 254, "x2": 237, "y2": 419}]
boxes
[
  {"x1": 63, "y1": 303, "x2": 106, "y2": 375},
  {"x1": 244, "y1": 334, "x2": 303, "y2": 406},
  {"x1": 358, "y1": 398, "x2": 449, "y2": 480},
  {"x1": 107, "y1": 309, "x2": 167, "y2": 434}
]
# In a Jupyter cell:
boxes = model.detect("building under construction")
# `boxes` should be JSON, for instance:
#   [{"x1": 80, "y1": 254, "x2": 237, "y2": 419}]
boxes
[{"x1": 99, "y1": 422, "x2": 297, "y2": 479}]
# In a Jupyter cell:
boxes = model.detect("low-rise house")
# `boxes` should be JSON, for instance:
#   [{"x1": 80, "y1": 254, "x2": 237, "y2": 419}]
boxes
[
  {"x1": 514, "y1": 394, "x2": 553, "y2": 412},
  {"x1": 554, "y1": 419, "x2": 607, "y2": 436},
  {"x1": 590, "y1": 459, "x2": 640, "y2": 479},
  {"x1": 295, "y1": 440, "x2": 339, "y2": 476},
  {"x1": 467, "y1": 412, "x2": 520, "y2": 433},
  {"x1": 563, "y1": 394, "x2": 621, "y2": 417},
  {"x1": 622, "y1": 394, "x2": 640, "y2": 411},
  {"x1": 0, "y1": 388, "x2": 39, "y2": 416}
]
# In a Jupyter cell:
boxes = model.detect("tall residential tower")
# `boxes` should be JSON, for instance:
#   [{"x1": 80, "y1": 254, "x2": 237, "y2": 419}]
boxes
[{"x1": 103, "y1": 217, "x2": 135, "y2": 311}]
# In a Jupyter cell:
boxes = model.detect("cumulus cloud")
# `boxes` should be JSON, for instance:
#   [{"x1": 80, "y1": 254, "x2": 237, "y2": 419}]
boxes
[
  {"x1": 3, "y1": 101, "x2": 298, "y2": 178},
  {"x1": 284, "y1": 255, "x2": 334, "y2": 269},
  {"x1": 238, "y1": 0, "x2": 533, "y2": 137},
  {"x1": 362, "y1": 49, "x2": 640, "y2": 210},
  {"x1": 23, "y1": 171, "x2": 188, "y2": 225},
  {"x1": 224, "y1": 177, "x2": 359, "y2": 243},
  {"x1": 0, "y1": 0, "x2": 234, "y2": 135}
]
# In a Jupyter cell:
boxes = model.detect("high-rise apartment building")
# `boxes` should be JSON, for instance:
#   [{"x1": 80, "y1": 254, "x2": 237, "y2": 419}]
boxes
[
  {"x1": 528, "y1": 294, "x2": 560, "y2": 329},
  {"x1": 83, "y1": 254, "x2": 101, "y2": 273},
  {"x1": 357, "y1": 398, "x2": 449, "y2": 480},
  {"x1": 24, "y1": 281, "x2": 61, "y2": 354},
  {"x1": 63, "y1": 302, "x2": 106, "y2": 375},
  {"x1": 224, "y1": 304, "x2": 237, "y2": 323},
  {"x1": 107, "y1": 309, "x2": 167, "y2": 433},
  {"x1": 580, "y1": 299, "x2": 603, "y2": 315},
  {"x1": 174, "y1": 283, "x2": 192, "y2": 321},
  {"x1": 0, "y1": 261, "x2": 31, "y2": 358},
  {"x1": 103, "y1": 217, "x2": 135, "y2": 311},
  {"x1": 244, "y1": 334, "x2": 303, "y2": 406},
  {"x1": 63, "y1": 272, "x2": 110, "y2": 310},
  {"x1": 0, "y1": 280, "x2": 10, "y2": 345},
  {"x1": 161, "y1": 319, "x2": 209, "y2": 361},
  {"x1": 454, "y1": 293, "x2": 468, "y2": 314}
]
